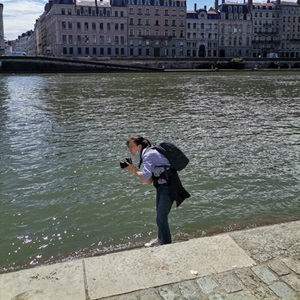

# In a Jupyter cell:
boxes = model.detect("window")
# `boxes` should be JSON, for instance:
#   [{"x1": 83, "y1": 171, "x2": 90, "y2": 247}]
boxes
[
  {"x1": 77, "y1": 22, "x2": 81, "y2": 30},
  {"x1": 84, "y1": 22, "x2": 88, "y2": 30}
]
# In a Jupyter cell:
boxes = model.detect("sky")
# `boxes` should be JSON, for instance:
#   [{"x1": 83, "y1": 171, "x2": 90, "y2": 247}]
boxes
[{"x1": 2, "y1": 0, "x2": 218, "y2": 40}]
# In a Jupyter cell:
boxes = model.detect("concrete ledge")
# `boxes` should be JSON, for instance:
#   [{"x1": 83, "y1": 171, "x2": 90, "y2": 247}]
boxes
[
  {"x1": 0, "y1": 260, "x2": 85, "y2": 300},
  {"x1": 2, "y1": 221, "x2": 299, "y2": 300},
  {"x1": 84, "y1": 234, "x2": 255, "y2": 299}
]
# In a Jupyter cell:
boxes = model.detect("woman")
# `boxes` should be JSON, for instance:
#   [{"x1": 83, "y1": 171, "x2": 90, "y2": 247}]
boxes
[{"x1": 124, "y1": 135, "x2": 173, "y2": 246}]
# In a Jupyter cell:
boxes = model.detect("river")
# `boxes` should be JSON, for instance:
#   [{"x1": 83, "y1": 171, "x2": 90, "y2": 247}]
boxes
[{"x1": 1, "y1": 71, "x2": 299, "y2": 273}]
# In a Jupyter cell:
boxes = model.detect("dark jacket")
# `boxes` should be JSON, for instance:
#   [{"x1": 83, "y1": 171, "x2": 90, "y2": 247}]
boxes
[{"x1": 153, "y1": 168, "x2": 190, "y2": 207}]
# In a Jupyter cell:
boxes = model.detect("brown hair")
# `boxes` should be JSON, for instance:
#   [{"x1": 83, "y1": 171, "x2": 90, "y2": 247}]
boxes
[{"x1": 127, "y1": 135, "x2": 151, "y2": 168}]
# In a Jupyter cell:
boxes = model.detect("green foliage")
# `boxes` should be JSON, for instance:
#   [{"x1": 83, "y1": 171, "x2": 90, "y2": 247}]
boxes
[{"x1": 230, "y1": 57, "x2": 245, "y2": 64}]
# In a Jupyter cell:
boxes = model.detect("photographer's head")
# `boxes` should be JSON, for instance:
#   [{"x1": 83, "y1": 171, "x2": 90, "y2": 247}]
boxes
[
  {"x1": 127, "y1": 135, "x2": 151, "y2": 167},
  {"x1": 127, "y1": 135, "x2": 151, "y2": 156}
]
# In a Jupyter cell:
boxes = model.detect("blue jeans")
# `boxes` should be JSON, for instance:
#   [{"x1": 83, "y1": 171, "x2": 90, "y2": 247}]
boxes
[{"x1": 156, "y1": 184, "x2": 173, "y2": 245}]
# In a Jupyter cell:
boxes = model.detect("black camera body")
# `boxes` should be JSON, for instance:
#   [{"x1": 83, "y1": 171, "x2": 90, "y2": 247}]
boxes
[{"x1": 120, "y1": 158, "x2": 132, "y2": 169}]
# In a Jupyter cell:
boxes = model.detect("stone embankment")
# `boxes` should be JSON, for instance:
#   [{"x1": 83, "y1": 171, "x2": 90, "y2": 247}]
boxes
[
  {"x1": 0, "y1": 220, "x2": 299, "y2": 300},
  {"x1": 1, "y1": 56, "x2": 300, "y2": 73}
]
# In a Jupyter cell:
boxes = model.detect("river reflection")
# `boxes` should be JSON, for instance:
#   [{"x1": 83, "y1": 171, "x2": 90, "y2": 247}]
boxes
[{"x1": 0, "y1": 71, "x2": 299, "y2": 272}]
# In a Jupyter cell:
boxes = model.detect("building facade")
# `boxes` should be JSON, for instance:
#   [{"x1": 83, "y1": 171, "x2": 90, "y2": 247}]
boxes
[
  {"x1": 10, "y1": 0, "x2": 300, "y2": 59},
  {"x1": 127, "y1": 0, "x2": 186, "y2": 57},
  {"x1": 251, "y1": 1, "x2": 281, "y2": 58},
  {"x1": 0, "y1": 3, "x2": 5, "y2": 55},
  {"x1": 186, "y1": 5, "x2": 219, "y2": 58},
  {"x1": 281, "y1": 1, "x2": 300, "y2": 58},
  {"x1": 218, "y1": 1, "x2": 252, "y2": 58}
]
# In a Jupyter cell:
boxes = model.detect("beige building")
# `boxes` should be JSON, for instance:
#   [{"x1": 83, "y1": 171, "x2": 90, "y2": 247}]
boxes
[
  {"x1": 36, "y1": 0, "x2": 128, "y2": 57},
  {"x1": 127, "y1": 0, "x2": 186, "y2": 57},
  {"x1": 28, "y1": 0, "x2": 300, "y2": 59},
  {"x1": 35, "y1": 0, "x2": 186, "y2": 58},
  {"x1": 0, "y1": 3, "x2": 5, "y2": 55}
]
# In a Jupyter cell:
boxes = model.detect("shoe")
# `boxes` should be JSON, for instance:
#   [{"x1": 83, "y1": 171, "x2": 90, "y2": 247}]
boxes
[{"x1": 144, "y1": 238, "x2": 160, "y2": 247}]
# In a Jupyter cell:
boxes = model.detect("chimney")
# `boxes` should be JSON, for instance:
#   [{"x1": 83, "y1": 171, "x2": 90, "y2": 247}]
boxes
[
  {"x1": 194, "y1": 3, "x2": 197, "y2": 11},
  {"x1": 204, "y1": 5, "x2": 207, "y2": 10},
  {"x1": 215, "y1": 0, "x2": 218, "y2": 12},
  {"x1": 248, "y1": 0, "x2": 253, "y2": 6}
]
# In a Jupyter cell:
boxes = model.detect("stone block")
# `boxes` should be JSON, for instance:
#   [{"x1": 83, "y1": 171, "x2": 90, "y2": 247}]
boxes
[
  {"x1": 251, "y1": 266, "x2": 278, "y2": 285},
  {"x1": 197, "y1": 276, "x2": 219, "y2": 294},
  {"x1": 269, "y1": 281, "x2": 299, "y2": 300}
]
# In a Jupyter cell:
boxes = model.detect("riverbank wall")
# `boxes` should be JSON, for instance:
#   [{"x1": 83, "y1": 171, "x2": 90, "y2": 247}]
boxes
[{"x1": 1, "y1": 56, "x2": 300, "y2": 73}]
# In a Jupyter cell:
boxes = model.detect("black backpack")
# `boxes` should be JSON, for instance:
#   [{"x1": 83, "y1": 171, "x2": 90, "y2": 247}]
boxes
[{"x1": 154, "y1": 141, "x2": 189, "y2": 171}]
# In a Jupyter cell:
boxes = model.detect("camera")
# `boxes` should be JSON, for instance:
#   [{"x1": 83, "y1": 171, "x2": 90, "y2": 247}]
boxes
[{"x1": 120, "y1": 158, "x2": 132, "y2": 169}]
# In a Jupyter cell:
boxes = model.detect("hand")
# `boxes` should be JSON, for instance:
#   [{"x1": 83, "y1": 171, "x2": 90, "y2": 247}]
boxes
[{"x1": 125, "y1": 163, "x2": 136, "y2": 173}]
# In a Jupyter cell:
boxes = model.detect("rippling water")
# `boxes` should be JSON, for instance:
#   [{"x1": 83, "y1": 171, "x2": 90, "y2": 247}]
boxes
[{"x1": 1, "y1": 71, "x2": 300, "y2": 273}]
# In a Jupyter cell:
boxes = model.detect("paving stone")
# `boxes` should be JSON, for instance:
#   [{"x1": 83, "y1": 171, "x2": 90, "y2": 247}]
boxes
[
  {"x1": 281, "y1": 274, "x2": 300, "y2": 292},
  {"x1": 251, "y1": 266, "x2": 278, "y2": 285},
  {"x1": 196, "y1": 276, "x2": 219, "y2": 294},
  {"x1": 251, "y1": 287, "x2": 278, "y2": 300},
  {"x1": 235, "y1": 268, "x2": 261, "y2": 289},
  {"x1": 208, "y1": 294, "x2": 226, "y2": 300},
  {"x1": 229, "y1": 290, "x2": 258, "y2": 300},
  {"x1": 178, "y1": 281, "x2": 200, "y2": 300},
  {"x1": 235, "y1": 268, "x2": 277, "y2": 299},
  {"x1": 269, "y1": 281, "x2": 299, "y2": 300},
  {"x1": 283, "y1": 257, "x2": 300, "y2": 275},
  {"x1": 159, "y1": 287, "x2": 183, "y2": 300},
  {"x1": 268, "y1": 260, "x2": 291, "y2": 276},
  {"x1": 215, "y1": 273, "x2": 244, "y2": 293}
]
